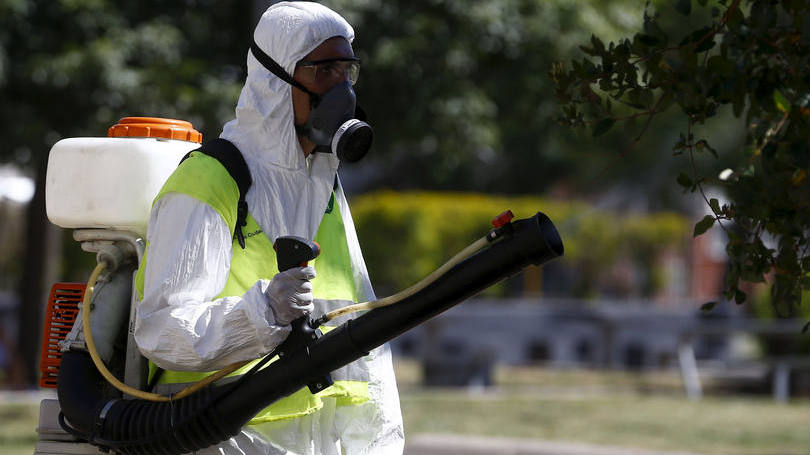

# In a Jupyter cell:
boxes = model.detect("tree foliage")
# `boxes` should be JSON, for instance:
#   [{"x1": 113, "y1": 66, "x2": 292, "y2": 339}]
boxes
[
  {"x1": 552, "y1": 0, "x2": 810, "y2": 314},
  {"x1": 0, "y1": 0, "x2": 250, "y2": 384},
  {"x1": 325, "y1": 0, "x2": 648, "y2": 193},
  {"x1": 0, "y1": 0, "x2": 248, "y2": 165},
  {"x1": 3, "y1": 0, "x2": 655, "y2": 195}
]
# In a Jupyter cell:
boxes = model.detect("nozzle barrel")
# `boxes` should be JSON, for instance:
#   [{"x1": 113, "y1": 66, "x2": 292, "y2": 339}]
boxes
[
  {"x1": 217, "y1": 212, "x2": 563, "y2": 421},
  {"x1": 347, "y1": 211, "x2": 563, "y2": 352}
]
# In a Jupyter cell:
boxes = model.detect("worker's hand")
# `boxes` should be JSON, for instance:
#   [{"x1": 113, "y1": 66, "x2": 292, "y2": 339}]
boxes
[{"x1": 266, "y1": 266, "x2": 316, "y2": 326}]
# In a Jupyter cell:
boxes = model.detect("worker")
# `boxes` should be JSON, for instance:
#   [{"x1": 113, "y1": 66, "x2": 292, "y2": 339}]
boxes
[{"x1": 133, "y1": 2, "x2": 404, "y2": 454}]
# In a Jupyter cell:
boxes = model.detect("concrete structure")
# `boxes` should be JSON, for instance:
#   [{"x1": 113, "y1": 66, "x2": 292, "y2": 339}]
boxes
[{"x1": 391, "y1": 298, "x2": 706, "y2": 372}]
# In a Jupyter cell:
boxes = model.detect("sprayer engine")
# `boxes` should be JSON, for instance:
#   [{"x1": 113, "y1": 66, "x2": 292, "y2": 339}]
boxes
[{"x1": 36, "y1": 118, "x2": 202, "y2": 455}]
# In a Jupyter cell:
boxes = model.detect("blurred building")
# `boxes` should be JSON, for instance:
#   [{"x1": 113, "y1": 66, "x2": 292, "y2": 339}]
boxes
[{"x1": 392, "y1": 298, "x2": 706, "y2": 371}]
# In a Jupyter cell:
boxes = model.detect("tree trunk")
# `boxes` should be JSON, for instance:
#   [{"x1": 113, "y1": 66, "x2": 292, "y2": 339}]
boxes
[{"x1": 16, "y1": 156, "x2": 62, "y2": 387}]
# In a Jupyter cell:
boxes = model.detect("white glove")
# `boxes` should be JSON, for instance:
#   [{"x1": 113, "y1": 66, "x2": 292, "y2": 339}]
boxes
[{"x1": 266, "y1": 266, "x2": 316, "y2": 326}]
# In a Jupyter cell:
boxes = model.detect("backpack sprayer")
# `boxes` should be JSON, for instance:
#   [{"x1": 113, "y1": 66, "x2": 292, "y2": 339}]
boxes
[{"x1": 36, "y1": 117, "x2": 564, "y2": 454}]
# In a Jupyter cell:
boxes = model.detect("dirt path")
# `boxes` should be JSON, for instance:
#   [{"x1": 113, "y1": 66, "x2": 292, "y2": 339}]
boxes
[{"x1": 405, "y1": 434, "x2": 708, "y2": 455}]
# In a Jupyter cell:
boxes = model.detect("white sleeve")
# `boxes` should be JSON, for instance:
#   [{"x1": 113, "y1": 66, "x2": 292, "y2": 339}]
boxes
[{"x1": 134, "y1": 193, "x2": 291, "y2": 372}]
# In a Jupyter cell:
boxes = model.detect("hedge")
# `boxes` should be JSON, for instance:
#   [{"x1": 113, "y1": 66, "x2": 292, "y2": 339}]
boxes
[{"x1": 349, "y1": 191, "x2": 689, "y2": 297}]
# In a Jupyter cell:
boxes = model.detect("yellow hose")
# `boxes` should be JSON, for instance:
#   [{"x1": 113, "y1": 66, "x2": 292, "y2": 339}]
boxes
[
  {"x1": 81, "y1": 262, "x2": 248, "y2": 402},
  {"x1": 320, "y1": 235, "x2": 491, "y2": 323}
]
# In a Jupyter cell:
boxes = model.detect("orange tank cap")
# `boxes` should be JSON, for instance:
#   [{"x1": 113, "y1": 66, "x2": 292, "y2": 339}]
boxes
[{"x1": 108, "y1": 117, "x2": 202, "y2": 143}]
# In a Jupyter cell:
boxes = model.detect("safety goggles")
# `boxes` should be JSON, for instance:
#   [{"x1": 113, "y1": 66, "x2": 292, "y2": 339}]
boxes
[{"x1": 296, "y1": 57, "x2": 361, "y2": 86}]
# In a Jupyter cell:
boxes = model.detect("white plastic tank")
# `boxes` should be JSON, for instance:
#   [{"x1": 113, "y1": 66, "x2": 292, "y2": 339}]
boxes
[{"x1": 46, "y1": 117, "x2": 202, "y2": 236}]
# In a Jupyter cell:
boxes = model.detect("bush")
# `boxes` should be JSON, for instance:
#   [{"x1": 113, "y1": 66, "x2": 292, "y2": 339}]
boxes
[
  {"x1": 749, "y1": 287, "x2": 810, "y2": 356},
  {"x1": 351, "y1": 191, "x2": 688, "y2": 298}
]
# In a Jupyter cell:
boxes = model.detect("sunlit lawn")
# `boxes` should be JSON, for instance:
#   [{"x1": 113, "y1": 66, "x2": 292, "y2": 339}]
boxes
[
  {"x1": 2, "y1": 361, "x2": 809, "y2": 455},
  {"x1": 0, "y1": 402, "x2": 40, "y2": 455},
  {"x1": 400, "y1": 391, "x2": 809, "y2": 454},
  {"x1": 396, "y1": 360, "x2": 810, "y2": 455}
]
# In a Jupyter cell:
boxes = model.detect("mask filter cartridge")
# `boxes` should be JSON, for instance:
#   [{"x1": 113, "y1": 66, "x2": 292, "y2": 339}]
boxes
[{"x1": 331, "y1": 119, "x2": 373, "y2": 163}]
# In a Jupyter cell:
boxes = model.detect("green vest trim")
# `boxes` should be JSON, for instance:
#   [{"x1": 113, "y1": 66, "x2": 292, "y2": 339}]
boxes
[{"x1": 135, "y1": 152, "x2": 368, "y2": 423}]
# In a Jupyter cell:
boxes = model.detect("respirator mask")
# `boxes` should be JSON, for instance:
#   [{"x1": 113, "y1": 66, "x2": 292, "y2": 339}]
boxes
[{"x1": 250, "y1": 40, "x2": 373, "y2": 163}]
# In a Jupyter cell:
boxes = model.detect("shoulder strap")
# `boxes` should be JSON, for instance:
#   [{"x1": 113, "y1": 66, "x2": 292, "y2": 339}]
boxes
[{"x1": 180, "y1": 138, "x2": 253, "y2": 249}]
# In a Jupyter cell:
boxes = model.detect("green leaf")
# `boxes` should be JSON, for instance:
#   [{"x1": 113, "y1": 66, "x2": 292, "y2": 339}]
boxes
[
  {"x1": 695, "y1": 37, "x2": 716, "y2": 52},
  {"x1": 734, "y1": 289, "x2": 747, "y2": 304},
  {"x1": 637, "y1": 34, "x2": 662, "y2": 46},
  {"x1": 677, "y1": 172, "x2": 693, "y2": 188},
  {"x1": 579, "y1": 45, "x2": 598, "y2": 56},
  {"x1": 695, "y1": 139, "x2": 718, "y2": 158},
  {"x1": 627, "y1": 88, "x2": 652, "y2": 109},
  {"x1": 693, "y1": 215, "x2": 715, "y2": 236},
  {"x1": 700, "y1": 301, "x2": 720, "y2": 314},
  {"x1": 675, "y1": 0, "x2": 692, "y2": 15},
  {"x1": 707, "y1": 55, "x2": 734, "y2": 77},
  {"x1": 658, "y1": 92, "x2": 674, "y2": 111},
  {"x1": 680, "y1": 27, "x2": 715, "y2": 52},
  {"x1": 726, "y1": 5, "x2": 744, "y2": 28},
  {"x1": 709, "y1": 198, "x2": 720, "y2": 213},
  {"x1": 673, "y1": 133, "x2": 688, "y2": 154},
  {"x1": 592, "y1": 118, "x2": 615, "y2": 137},
  {"x1": 590, "y1": 34, "x2": 605, "y2": 54},
  {"x1": 773, "y1": 90, "x2": 790, "y2": 113}
]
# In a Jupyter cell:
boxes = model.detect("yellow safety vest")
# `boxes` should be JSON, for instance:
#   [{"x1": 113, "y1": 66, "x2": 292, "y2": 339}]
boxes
[{"x1": 135, "y1": 151, "x2": 369, "y2": 424}]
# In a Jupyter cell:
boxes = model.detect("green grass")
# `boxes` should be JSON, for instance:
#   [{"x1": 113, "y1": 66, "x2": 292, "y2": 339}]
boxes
[
  {"x1": 400, "y1": 391, "x2": 810, "y2": 454},
  {"x1": 3, "y1": 362, "x2": 809, "y2": 455},
  {"x1": 0, "y1": 403, "x2": 40, "y2": 455},
  {"x1": 395, "y1": 360, "x2": 810, "y2": 454}
]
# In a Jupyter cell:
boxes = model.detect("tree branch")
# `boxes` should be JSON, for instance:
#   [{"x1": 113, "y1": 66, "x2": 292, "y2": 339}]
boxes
[
  {"x1": 628, "y1": 0, "x2": 744, "y2": 67},
  {"x1": 687, "y1": 119, "x2": 730, "y2": 235},
  {"x1": 619, "y1": 95, "x2": 666, "y2": 158},
  {"x1": 693, "y1": 0, "x2": 743, "y2": 51}
]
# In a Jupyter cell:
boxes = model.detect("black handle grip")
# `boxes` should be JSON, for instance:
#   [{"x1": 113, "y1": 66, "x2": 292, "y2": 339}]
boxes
[
  {"x1": 272, "y1": 236, "x2": 333, "y2": 392},
  {"x1": 273, "y1": 235, "x2": 320, "y2": 331},
  {"x1": 273, "y1": 236, "x2": 320, "y2": 272}
]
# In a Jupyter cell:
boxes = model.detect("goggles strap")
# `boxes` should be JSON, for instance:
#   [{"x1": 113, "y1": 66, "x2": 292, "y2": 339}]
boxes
[{"x1": 250, "y1": 39, "x2": 320, "y2": 104}]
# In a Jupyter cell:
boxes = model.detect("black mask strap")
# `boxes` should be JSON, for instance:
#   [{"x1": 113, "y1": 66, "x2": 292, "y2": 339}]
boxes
[{"x1": 250, "y1": 39, "x2": 320, "y2": 104}]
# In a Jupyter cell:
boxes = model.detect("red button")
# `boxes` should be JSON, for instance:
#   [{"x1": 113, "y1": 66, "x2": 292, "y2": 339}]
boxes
[{"x1": 492, "y1": 210, "x2": 514, "y2": 228}]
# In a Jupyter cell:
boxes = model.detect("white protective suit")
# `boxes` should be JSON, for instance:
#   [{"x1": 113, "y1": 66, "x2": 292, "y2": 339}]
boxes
[{"x1": 134, "y1": 3, "x2": 404, "y2": 454}]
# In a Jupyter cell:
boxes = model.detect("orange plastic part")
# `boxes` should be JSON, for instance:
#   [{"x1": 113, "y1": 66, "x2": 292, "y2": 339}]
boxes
[
  {"x1": 108, "y1": 117, "x2": 202, "y2": 143},
  {"x1": 39, "y1": 283, "x2": 85, "y2": 388}
]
